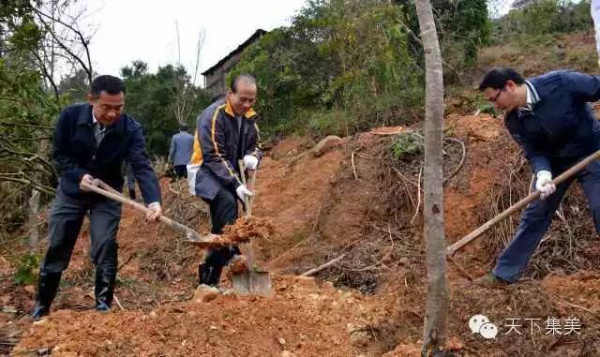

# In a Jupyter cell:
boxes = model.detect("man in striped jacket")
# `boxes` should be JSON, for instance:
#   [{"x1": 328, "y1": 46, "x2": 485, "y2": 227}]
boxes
[{"x1": 191, "y1": 74, "x2": 261, "y2": 288}]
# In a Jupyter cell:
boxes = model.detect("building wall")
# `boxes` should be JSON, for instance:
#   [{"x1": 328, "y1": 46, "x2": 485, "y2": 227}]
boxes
[{"x1": 204, "y1": 53, "x2": 242, "y2": 99}]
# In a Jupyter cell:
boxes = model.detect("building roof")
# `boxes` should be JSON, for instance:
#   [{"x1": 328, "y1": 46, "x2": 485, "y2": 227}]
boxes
[{"x1": 201, "y1": 29, "x2": 267, "y2": 75}]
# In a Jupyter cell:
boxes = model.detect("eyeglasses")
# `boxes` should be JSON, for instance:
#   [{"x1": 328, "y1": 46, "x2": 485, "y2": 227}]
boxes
[{"x1": 490, "y1": 89, "x2": 503, "y2": 103}]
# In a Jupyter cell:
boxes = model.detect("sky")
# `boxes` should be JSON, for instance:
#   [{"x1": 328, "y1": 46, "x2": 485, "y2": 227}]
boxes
[{"x1": 82, "y1": 0, "x2": 308, "y2": 87}]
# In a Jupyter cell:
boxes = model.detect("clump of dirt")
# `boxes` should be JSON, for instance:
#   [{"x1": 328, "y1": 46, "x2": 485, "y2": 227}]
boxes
[{"x1": 219, "y1": 216, "x2": 275, "y2": 246}]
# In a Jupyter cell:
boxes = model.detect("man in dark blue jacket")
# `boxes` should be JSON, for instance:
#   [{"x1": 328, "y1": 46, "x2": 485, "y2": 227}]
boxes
[
  {"x1": 478, "y1": 67, "x2": 600, "y2": 284},
  {"x1": 31, "y1": 75, "x2": 162, "y2": 319},
  {"x1": 191, "y1": 74, "x2": 261, "y2": 288}
]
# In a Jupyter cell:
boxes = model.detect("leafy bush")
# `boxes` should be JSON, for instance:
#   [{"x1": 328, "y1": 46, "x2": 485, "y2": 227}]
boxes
[
  {"x1": 13, "y1": 252, "x2": 40, "y2": 286},
  {"x1": 230, "y1": 0, "x2": 426, "y2": 139},
  {"x1": 392, "y1": 132, "x2": 424, "y2": 162},
  {"x1": 494, "y1": 0, "x2": 592, "y2": 41}
]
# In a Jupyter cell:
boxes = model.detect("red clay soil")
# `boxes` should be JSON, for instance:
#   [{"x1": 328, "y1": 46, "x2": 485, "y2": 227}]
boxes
[
  {"x1": 14, "y1": 276, "x2": 371, "y2": 356},
  {"x1": 4, "y1": 112, "x2": 600, "y2": 356},
  {"x1": 443, "y1": 114, "x2": 515, "y2": 244}
]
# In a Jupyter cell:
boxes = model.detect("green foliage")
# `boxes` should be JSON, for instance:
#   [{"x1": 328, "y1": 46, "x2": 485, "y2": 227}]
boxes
[
  {"x1": 13, "y1": 252, "x2": 40, "y2": 285},
  {"x1": 494, "y1": 0, "x2": 592, "y2": 41},
  {"x1": 0, "y1": 1, "x2": 65, "y2": 237},
  {"x1": 230, "y1": 0, "x2": 430, "y2": 138},
  {"x1": 391, "y1": 132, "x2": 424, "y2": 161},
  {"x1": 120, "y1": 62, "x2": 212, "y2": 156},
  {"x1": 58, "y1": 69, "x2": 90, "y2": 104},
  {"x1": 397, "y1": 0, "x2": 491, "y2": 70}
]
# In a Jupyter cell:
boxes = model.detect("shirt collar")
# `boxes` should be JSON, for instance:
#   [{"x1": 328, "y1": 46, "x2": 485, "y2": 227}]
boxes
[
  {"x1": 518, "y1": 81, "x2": 539, "y2": 113},
  {"x1": 92, "y1": 111, "x2": 98, "y2": 125}
]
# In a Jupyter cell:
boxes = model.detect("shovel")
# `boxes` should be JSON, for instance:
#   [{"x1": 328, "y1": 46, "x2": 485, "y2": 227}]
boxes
[
  {"x1": 231, "y1": 161, "x2": 272, "y2": 296},
  {"x1": 447, "y1": 149, "x2": 600, "y2": 255},
  {"x1": 80, "y1": 180, "x2": 217, "y2": 246}
]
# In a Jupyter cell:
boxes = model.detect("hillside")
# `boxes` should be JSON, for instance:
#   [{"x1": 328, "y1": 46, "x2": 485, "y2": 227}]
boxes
[{"x1": 2, "y1": 32, "x2": 600, "y2": 356}]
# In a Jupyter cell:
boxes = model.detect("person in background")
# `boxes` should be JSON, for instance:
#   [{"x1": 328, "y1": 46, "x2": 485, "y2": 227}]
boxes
[{"x1": 168, "y1": 123, "x2": 194, "y2": 180}]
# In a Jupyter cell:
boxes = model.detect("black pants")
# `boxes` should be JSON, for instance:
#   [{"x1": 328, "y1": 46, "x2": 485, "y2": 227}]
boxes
[
  {"x1": 38, "y1": 192, "x2": 121, "y2": 306},
  {"x1": 172, "y1": 165, "x2": 187, "y2": 179},
  {"x1": 42, "y1": 193, "x2": 121, "y2": 275},
  {"x1": 198, "y1": 187, "x2": 240, "y2": 286}
]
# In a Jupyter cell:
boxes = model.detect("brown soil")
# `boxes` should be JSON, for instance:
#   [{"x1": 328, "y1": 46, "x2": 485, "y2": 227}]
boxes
[{"x1": 3, "y1": 34, "x2": 600, "y2": 357}]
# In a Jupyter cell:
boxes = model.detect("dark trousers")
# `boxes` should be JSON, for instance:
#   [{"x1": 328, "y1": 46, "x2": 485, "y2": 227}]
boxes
[
  {"x1": 198, "y1": 187, "x2": 240, "y2": 286},
  {"x1": 38, "y1": 192, "x2": 122, "y2": 307},
  {"x1": 493, "y1": 160, "x2": 600, "y2": 282},
  {"x1": 173, "y1": 165, "x2": 187, "y2": 179}
]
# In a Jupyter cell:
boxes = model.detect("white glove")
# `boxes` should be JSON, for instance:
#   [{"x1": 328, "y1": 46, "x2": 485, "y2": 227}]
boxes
[
  {"x1": 243, "y1": 155, "x2": 259, "y2": 170},
  {"x1": 535, "y1": 170, "x2": 556, "y2": 200},
  {"x1": 146, "y1": 202, "x2": 162, "y2": 222},
  {"x1": 236, "y1": 184, "x2": 254, "y2": 200}
]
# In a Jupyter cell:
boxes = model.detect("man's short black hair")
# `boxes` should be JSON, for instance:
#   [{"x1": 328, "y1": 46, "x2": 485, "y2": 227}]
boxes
[
  {"x1": 90, "y1": 75, "x2": 126, "y2": 96},
  {"x1": 229, "y1": 74, "x2": 256, "y2": 93},
  {"x1": 180, "y1": 123, "x2": 188, "y2": 131},
  {"x1": 478, "y1": 67, "x2": 525, "y2": 91}
]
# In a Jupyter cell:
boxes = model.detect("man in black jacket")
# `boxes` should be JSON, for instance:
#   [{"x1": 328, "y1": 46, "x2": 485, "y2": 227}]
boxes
[
  {"x1": 191, "y1": 74, "x2": 261, "y2": 288},
  {"x1": 31, "y1": 75, "x2": 162, "y2": 319}
]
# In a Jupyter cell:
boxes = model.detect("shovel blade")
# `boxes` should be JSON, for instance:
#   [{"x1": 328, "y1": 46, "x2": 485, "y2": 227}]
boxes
[{"x1": 232, "y1": 270, "x2": 271, "y2": 296}]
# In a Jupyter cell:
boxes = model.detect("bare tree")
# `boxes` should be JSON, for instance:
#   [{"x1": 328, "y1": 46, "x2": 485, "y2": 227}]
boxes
[
  {"x1": 33, "y1": 1, "x2": 95, "y2": 89},
  {"x1": 171, "y1": 25, "x2": 206, "y2": 126},
  {"x1": 25, "y1": 0, "x2": 95, "y2": 248},
  {"x1": 415, "y1": 0, "x2": 448, "y2": 355}
]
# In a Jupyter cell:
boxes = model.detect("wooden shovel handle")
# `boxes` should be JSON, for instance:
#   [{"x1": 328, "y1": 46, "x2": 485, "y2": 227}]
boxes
[
  {"x1": 80, "y1": 180, "x2": 212, "y2": 243},
  {"x1": 238, "y1": 160, "x2": 256, "y2": 217},
  {"x1": 447, "y1": 149, "x2": 600, "y2": 255}
]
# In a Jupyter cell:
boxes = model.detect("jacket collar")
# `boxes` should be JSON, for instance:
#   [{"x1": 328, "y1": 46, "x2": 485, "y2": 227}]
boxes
[
  {"x1": 77, "y1": 104, "x2": 94, "y2": 126},
  {"x1": 224, "y1": 99, "x2": 257, "y2": 119},
  {"x1": 512, "y1": 81, "x2": 540, "y2": 118},
  {"x1": 77, "y1": 103, "x2": 125, "y2": 135}
]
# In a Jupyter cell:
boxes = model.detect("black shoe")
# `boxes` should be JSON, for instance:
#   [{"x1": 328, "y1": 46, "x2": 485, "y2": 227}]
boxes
[
  {"x1": 30, "y1": 271, "x2": 62, "y2": 320},
  {"x1": 30, "y1": 301, "x2": 50, "y2": 320},
  {"x1": 95, "y1": 272, "x2": 115, "y2": 311},
  {"x1": 198, "y1": 263, "x2": 221, "y2": 287}
]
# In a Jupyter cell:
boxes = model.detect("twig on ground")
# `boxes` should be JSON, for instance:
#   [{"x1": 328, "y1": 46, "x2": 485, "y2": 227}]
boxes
[
  {"x1": 557, "y1": 300, "x2": 600, "y2": 320},
  {"x1": 351, "y1": 150, "x2": 361, "y2": 181},
  {"x1": 443, "y1": 137, "x2": 466, "y2": 184},
  {"x1": 410, "y1": 164, "x2": 423, "y2": 225},
  {"x1": 113, "y1": 294, "x2": 125, "y2": 311},
  {"x1": 117, "y1": 252, "x2": 137, "y2": 272},
  {"x1": 301, "y1": 253, "x2": 346, "y2": 276},
  {"x1": 266, "y1": 204, "x2": 323, "y2": 269},
  {"x1": 447, "y1": 255, "x2": 475, "y2": 281},
  {"x1": 391, "y1": 167, "x2": 420, "y2": 190}
]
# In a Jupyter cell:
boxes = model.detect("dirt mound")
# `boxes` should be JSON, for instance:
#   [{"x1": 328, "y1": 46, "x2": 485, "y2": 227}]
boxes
[
  {"x1": 15, "y1": 276, "x2": 370, "y2": 356},
  {"x1": 4, "y1": 104, "x2": 600, "y2": 356}
]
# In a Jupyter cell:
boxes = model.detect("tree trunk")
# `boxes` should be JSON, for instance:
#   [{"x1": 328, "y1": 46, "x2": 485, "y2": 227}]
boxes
[
  {"x1": 415, "y1": 0, "x2": 448, "y2": 355},
  {"x1": 27, "y1": 184, "x2": 41, "y2": 248},
  {"x1": 27, "y1": 138, "x2": 49, "y2": 249}
]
